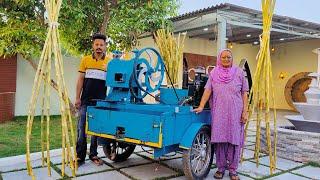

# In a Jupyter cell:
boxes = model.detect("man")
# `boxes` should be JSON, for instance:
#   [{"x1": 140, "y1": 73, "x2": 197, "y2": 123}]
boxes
[{"x1": 75, "y1": 33, "x2": 110, "y2": 166}]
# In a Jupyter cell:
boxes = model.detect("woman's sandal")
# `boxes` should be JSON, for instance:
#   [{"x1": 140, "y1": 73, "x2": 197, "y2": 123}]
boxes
[
  {"x1": 229, "y1": 172, "x2": 240, "y2": 180},
  {"x1": 213, "y1": 170, "x2": 225, "y2": 179}
]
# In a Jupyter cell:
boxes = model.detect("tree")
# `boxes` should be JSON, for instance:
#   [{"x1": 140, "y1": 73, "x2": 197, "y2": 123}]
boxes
[
  {"x1": 58, "y1": 0, "x2": 178, "y2": 54},
  {"x1": 0, "y1": 0, "x2": 179, "y2": 114}
]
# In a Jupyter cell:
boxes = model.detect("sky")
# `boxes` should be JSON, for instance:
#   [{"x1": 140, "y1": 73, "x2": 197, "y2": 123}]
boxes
[{"x1": 179, "y1": 0, "x2": 320, "y2": 24}]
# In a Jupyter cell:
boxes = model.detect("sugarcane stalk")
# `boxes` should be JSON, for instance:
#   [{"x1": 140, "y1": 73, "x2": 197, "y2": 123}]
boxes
[
  {"x1": 244, "y1": 0, "x2": 277, "y2": 174},
  {"x1": 40, "y1": 71, "x2": 47, "y2": 167},
  {"x1": 270, "y1": 64, "x2": 277, "y2": 170},
  {"x1": 26, "y1": 38, "x2": 50, "y2": 177},
  {"x1": 154, "y1": 29, "x2": 185, "y2": 87},
  {"x1": 265, "y1": 38, "x2": 273, "y2": 173},
  {"x1": 50, "y1": 25, "x2": 66, "y2": 177},
  {"x1": 56, "y1": 34, "x2": 77, "y2": 174},
  {"x1": 56, "y1": 55, "x2": 72, "y2": 171},
  {"x1": 26, "y1": 0, "x2": 77, "y2": 178},
  {"x1": 27, "y1": 35, "x2": 51, "y2": 174},
  {"x1": 45, "y1": 33, "x2": 52, "y2": 176}
]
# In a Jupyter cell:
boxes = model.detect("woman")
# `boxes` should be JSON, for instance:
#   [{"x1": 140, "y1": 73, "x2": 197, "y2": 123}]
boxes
[{"x1": 193, "y1": 49, "x2": 249, "y2": 180}]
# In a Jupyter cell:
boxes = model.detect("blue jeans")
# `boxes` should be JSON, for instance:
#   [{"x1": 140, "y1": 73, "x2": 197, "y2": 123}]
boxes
[{"x1": 76, "y1": 105, "x2": 98, "y2": 161}]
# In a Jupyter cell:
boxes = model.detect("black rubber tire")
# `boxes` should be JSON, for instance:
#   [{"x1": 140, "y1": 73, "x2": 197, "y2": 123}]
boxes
[
  {"x1": 103, "y1": 141, "x2": 136, "y2": 162},
  {"x1": 182, "y1": 126, "x2": 213, "y2": 179}
]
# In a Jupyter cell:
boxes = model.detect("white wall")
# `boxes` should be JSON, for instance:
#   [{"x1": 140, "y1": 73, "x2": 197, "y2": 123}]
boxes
[{"x1": 15, "y1": 54, "x2": 80, "y2": 116}]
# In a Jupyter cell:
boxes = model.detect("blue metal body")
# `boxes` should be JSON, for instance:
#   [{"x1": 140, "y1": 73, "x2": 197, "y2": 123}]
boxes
[{"x1": 86, "y1": 48, "x2": 211, "y2": 158}]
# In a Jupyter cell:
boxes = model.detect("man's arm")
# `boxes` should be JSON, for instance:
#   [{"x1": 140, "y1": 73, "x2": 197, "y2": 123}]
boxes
[{"x1": 75, "y1": 73, "x2": 85, "y2": 109}]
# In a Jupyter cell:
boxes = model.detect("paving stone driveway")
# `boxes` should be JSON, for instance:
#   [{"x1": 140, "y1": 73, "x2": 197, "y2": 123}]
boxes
[
  {"x1": 1, "y1": 111, "x2": 319, "y2": 179},
  {"x1": 1, "y1": 137, "x2": 319, "y2": 180}
]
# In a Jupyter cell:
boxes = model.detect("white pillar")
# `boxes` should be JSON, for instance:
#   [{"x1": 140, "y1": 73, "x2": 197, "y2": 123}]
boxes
[
  {"x1": 217, "y1": 15, "x2": 227, "y2": 54},
  {"x1": 317, "y1": 49, "x2": 320, "y2": 75},
  {"x1": 318, "y1": 49, "x2": 320, "y2": 87},
  {"x1": 312, "y1": 48, "x2": 320, "y2": 87}
]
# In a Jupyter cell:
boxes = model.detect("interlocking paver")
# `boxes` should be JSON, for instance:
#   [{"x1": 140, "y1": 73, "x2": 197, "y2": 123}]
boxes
[
  {"x1": 0, "y1": 158, "x2": 43, "y2": 172},
  {"x1": 253, "y1": 156, "x2": 304, "y2": 171},
  {"x1": 247, "y1": 131, "x2": 257, "y2": 136},
  {"x1": 242, "y1": 149, "x2": 255, "y2": 159},
  {"x1": 291, "y1": 166, "x2": 320, "y2": 180},
  {"x1": 72, "y1": 170, "x2": 130, "y2": 180},
  {"x1": 51, "y1": 146, "x2": 104, "y2": 165},
  {"x1": 246, "y1": 136, "x2": 256, "y2": 142},
  {"x1": 245, "y1": 141, "x2": 255, "y2": 146},
  {"x1": 162, "y1": 158, "x2": 183, "y2": 171},
  {"x1": 0, "y1": 149, "x2": 65, "y2": 172},
  {"x1": 206, "y1": 168, "x2": 254, "y2": 180},
  {"x1": 266, "y1": 173, "x2": 310, "y2": 180},
  {"x1": 238, "y1": 161, "x2": 281, "y2": 178},
  {"x1": 120, "y1": 163, "x2": 178, "y2": 179},
  {"x1": 170, "y1": 168, "x2": 254, "y2": 180},
  {"x1": 0, "y1": 149, "x2": 61, "y2": 172},
  {"x1": 57, "y1": 159, "x2": 112, "y2": 176},
  {"x1": 247, "y1": 122, "x2": 257, "y2": 130},
  {"x1": 244, "y1": 145, "x2": 256, "y2": 151},
  {"x1": 1, "y1": 167, "x2": 60, "y2": 180},
  {"x1": 102, "y1": 154, "x2": 151, "y2": 168}
]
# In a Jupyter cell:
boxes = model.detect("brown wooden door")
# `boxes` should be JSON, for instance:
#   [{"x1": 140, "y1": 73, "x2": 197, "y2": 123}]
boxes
[
  {"x1": 0, "y1": 56, "x2": 17, "y2": 122},
  {"x1": 183, "y1": 53, "x2": 216, "y2": 70},
  {"x1": 183, "y1": 53, "x2": 216, "y2": 81}
]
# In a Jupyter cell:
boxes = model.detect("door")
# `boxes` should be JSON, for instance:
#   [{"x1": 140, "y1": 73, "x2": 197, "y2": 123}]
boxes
[{"x1": 0, "y1": 56, "x2": 17, "y2": 122}]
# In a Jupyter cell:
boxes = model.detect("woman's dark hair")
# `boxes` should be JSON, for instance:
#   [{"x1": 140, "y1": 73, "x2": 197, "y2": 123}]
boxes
[{"x1": 92, "y1": 33, "x2": 106, "y2": 42}]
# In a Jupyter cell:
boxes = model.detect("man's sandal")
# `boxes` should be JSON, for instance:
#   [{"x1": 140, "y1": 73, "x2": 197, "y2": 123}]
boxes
[
  {"x1": 75, "y1": 158, "x2": 85, "y2": 167},
  {"x1": 89, "y1": 156, "x2": 103, "y2": 166},
  {"x1": 213, "y1": 171, "x2": 225, "y2": 179},
  {"x1": 229, "y1": 172, "x2": 240, "y2": 180}
]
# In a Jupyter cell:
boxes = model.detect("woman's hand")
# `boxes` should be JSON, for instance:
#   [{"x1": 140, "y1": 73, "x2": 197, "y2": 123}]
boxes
[
  {"x1": 241, "y1": 110, "x2": 248, "y2": 123},
  {"x1": 193, "y1": 106, "x2": 204, "y2": 114}
]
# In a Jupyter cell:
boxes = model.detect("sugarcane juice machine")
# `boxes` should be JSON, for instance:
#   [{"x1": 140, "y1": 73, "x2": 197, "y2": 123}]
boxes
[{"x1": 86, "y1": 48, "x2": 213, "y2": 179}]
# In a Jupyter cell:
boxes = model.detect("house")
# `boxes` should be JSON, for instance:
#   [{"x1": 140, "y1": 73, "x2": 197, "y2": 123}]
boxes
[{"x1": 138, "y1": 3, "x2": 320, "y2": 110}]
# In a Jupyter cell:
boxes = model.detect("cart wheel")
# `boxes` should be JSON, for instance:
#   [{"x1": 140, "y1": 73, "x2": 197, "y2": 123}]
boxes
[
  {"x1": 103, "y1": 141, "x2": 136, "y2": 162},
  {"x1": 182, "y1": 126, "x2": 213, "y2": 179}
]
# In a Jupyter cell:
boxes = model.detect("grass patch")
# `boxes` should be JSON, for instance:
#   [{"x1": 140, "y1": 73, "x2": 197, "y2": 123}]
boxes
[
  {"x1": 0, "y1": 116, "x2": 77, "y2": 158},
  {"x1": 309, "y1": 161, "x2": 320, "y2": 167}
]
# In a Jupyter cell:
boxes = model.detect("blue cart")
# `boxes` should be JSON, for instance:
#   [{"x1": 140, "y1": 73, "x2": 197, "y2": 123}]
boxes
[{"x1": 86, "y1": 48, "x2": 213, "y2": 179}]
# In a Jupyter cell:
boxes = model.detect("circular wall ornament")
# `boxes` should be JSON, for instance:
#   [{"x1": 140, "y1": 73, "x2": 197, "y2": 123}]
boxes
[{"x1": 284, "y1": 72, "x2": 312, "y2": 110}]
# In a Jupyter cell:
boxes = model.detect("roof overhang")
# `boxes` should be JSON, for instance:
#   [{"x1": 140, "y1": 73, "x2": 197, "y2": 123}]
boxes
[{"x1": 171, "y1": 3, "x2": 320, "y2": 45}]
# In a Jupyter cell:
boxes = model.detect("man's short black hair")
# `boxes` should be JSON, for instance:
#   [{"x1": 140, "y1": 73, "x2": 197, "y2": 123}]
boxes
[{"x1": 92, "y1": 33, "x2": 106, "y2": 42}]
